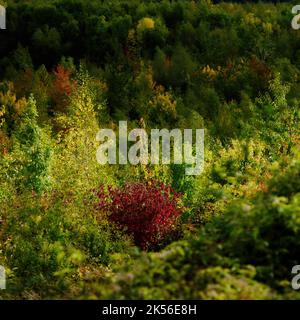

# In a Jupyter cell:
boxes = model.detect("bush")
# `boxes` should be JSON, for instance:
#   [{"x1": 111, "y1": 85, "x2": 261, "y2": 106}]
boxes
[
  {"x1": 96, "y1": 181, "x2": 183, "y2": 249},
  {"x1": 205, "y1": 154, "x2": 300, "y2": 285}
]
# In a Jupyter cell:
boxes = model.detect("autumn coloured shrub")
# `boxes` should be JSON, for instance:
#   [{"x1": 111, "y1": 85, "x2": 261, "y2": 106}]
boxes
[
  {"x1": 96, "y1": 182, "x2": 183, "y2": 249},
  {"x1": 51, "y1": 65, "x2": 76, "y2": 112}
]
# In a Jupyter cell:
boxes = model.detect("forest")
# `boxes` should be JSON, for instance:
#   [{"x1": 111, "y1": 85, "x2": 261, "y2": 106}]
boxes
[{"x1": 0, "y1": 0, "x2": 300, "y2": 299}]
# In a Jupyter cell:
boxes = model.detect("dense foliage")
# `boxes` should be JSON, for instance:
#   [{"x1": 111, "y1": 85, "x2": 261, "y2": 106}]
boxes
[
  {"x1": 96, "y1": 182, "x2": 183, "y2": 249},
  {"x1": 94, "y1": 153, "x2": 300, "y2": 299},
  {"x1": 0, "y1": 0, "x2": 300, "y2": 299}
]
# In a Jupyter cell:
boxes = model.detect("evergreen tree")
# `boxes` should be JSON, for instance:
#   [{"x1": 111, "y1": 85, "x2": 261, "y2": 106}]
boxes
[{"x1": 12, "y1": 95, "x2": 52, "y2": 194}]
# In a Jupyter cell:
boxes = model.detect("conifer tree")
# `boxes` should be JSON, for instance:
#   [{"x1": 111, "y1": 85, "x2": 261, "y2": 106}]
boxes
[{"x1": 12, "y1": 95, "x2": 52, "y2": 194}]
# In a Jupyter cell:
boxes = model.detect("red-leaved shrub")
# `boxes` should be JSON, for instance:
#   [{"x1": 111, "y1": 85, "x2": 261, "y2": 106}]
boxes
[{"x1": 96, "y1": 181, "x2": 183, "y2": 249}]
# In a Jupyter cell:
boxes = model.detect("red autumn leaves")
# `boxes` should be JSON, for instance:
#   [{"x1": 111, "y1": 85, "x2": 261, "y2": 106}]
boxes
[{"x1": 96, "y1": 181, "x2": 183, "y2": 249}]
